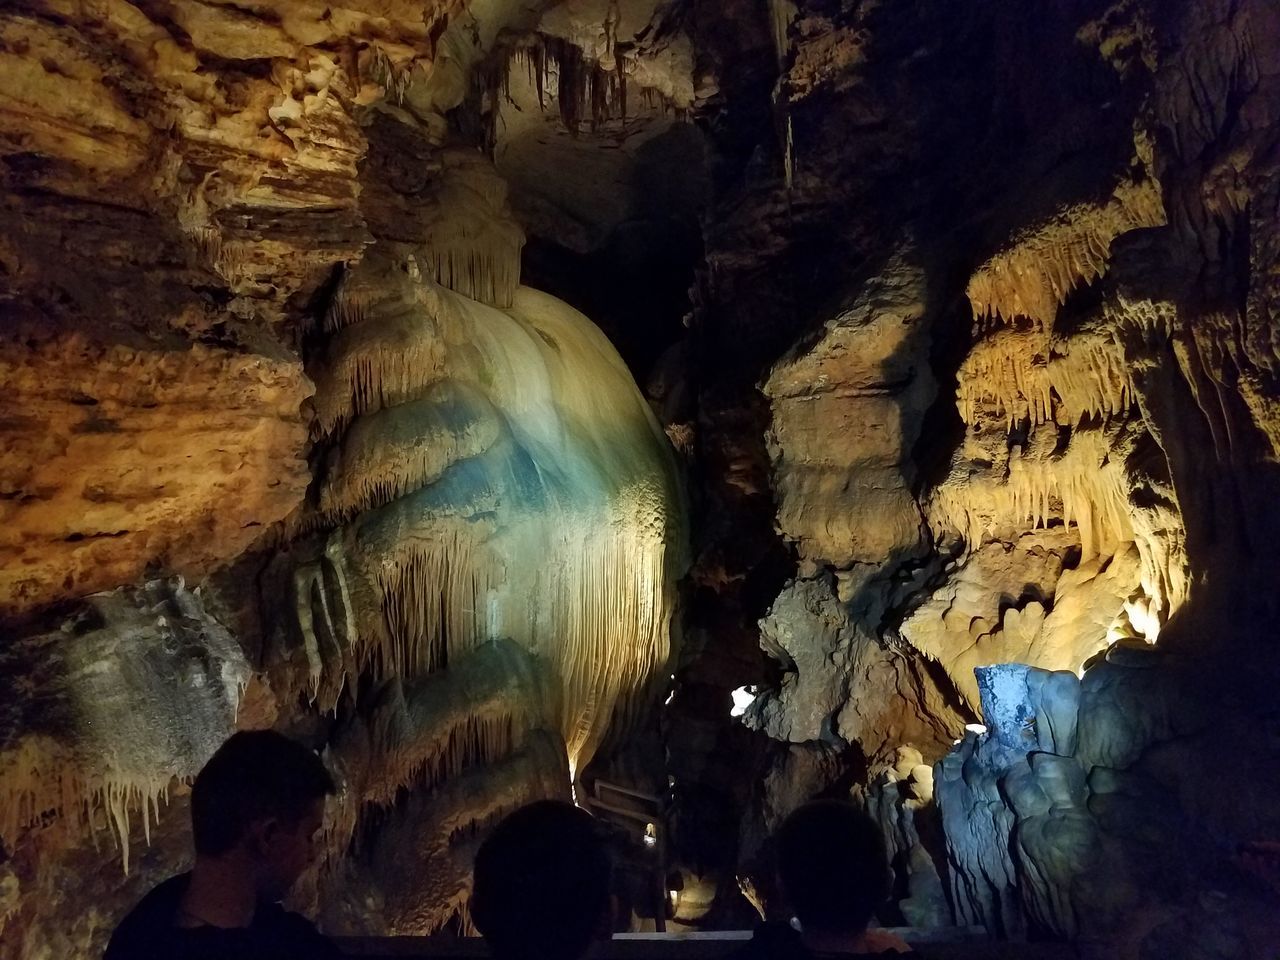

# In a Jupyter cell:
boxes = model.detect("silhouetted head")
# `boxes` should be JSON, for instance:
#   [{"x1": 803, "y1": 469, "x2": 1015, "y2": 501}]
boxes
[
  {"x1": 775, "y1": 799, "x2": 890, "y2": 935},
  {"x1": 191, "y1": 730, "x2": 335, "y2": 899},
  {"x1": 472, "y1": 800, "x2": 612, "y2": 960}
]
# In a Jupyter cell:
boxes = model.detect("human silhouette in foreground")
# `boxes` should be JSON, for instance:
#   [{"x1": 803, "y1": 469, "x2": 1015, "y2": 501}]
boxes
[
  {"x1": 740, "y1": 800, "x2": 918, "y2": 959},
  {"x1": 472, "y1": 800, "x2": 614, "y2": 960},
  {"x1": 105, "y1": 730, "x2": 339, "y2": 960}
]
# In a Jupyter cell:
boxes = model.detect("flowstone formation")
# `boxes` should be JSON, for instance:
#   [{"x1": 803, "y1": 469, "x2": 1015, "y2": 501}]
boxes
[
  {"x1": 310, "y1": 256, "x2": 684, "y2": 775},
  {"x1": 293, "y1": 200, "x2": 687, "y2": 930}
]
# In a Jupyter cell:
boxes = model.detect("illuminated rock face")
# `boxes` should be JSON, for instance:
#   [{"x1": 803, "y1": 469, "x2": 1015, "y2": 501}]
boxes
[
  {"x1": 0, "y1": 341, "x2": 312, "y2": 614},
  {"x1": 685, "y1": 0, "x2": 1280, "y2": 953}
]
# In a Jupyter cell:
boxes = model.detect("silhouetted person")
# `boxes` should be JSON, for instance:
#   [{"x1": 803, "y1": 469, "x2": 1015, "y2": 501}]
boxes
[
  {"x1": 105, "y1": 730, "x2": 339, "y2": 960},
  {"x1": 472, "y1": 800, "x2": 613, "y2": 960},
  {"x1": 741, "y1": 800, "x2": 917, "y2": 960}
]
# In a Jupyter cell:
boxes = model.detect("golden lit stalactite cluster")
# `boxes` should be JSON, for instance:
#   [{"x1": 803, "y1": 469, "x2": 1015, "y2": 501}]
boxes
[
  {"x1": 965, "y1": 134, "x2": 1165, "y2": 331},
  {"x1": 929, "y1": 427, "x2": 1136, "y2": 563},
  {"x1": 955, "y1": 327, "x2": 1135, "y2": 430},
  {"x1": 930, "y1": 129, "x2": 1190, "y2": 653}
]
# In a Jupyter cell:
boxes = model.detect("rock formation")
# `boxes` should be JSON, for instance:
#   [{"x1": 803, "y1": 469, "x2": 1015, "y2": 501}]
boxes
[
  {"x1": 2, "y1": 0, "x2": 1280, "y2": 957},
  {"x1": 1, "y1": 0, "x2": 690, "y2": 951}
]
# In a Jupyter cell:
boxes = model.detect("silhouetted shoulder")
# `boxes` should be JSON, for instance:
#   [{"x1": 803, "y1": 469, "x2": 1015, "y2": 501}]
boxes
[{"x1": 734, "y1": 922, "x2": 923, "y2": 960}]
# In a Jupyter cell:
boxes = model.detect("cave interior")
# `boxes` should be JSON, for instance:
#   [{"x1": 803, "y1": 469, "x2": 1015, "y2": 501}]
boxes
[{"x1": 2, "y1": 0, "x2": 1280, "y2": 956}]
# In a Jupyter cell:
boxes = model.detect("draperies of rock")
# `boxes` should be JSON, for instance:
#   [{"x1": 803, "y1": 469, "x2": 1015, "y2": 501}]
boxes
[{"x1": 304, "y1": 244, "x2": 688, "y2": 769}]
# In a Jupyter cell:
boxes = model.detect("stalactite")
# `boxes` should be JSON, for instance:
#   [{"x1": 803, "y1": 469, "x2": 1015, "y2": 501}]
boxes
[
  {"x1": 345, "y1": 481, "x2": 679, "y2": 776},
  {"x1": 957, "y1": 328, "x2": 1134, "y2": 427},
  {"x1": 364, "y1": 46, "x2": 413, "y2": 104},
  {"x1": 420, "y1": 235, "x2": 523, "y2": 309},
  {"x1": 501, "y1": 34, "x2": 680, "y2": 143},
  {"x1": 417, "y1": 151, "x2": 526, "y2": 310},
  {"x1": 928, "y1": 421, "x2": 1189, "y2": 642},
  {"x1": 371, "y1": 712, "x2": 521, "y2": 808},
  {"x1": 0, "y1": 742, "x2": 177, "y2": 875},
  {"x1": 293, "y1": 538, "x2": 359, "y2": 708},
  {"x1": 353, "y1": 507, "x2": 677, "y2": 767},
  {"x1": 929, "y1": 431, "x2": 1134, "y2": 559},
  {"x1": 967, "y1": 176, "x2": 1165, "y2": 327},
  {"x1": 366, "y1": 528, "x2": 490, "y2": 679}
]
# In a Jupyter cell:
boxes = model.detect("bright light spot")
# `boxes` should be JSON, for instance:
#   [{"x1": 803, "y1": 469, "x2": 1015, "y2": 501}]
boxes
[
  {"x1": 730, "y1": 685, "x2": 757, "y2": 718},
  {"x1": 643, "y1": 823, "x2": 658, "y2": 848},
  {"x1": 964, "y1": 723, "x2": 988, "y2": 736},
  {"x1": 664, "y1": 689, "x2": 675, "y2": 706}
]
